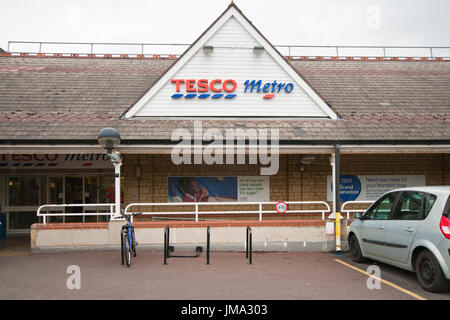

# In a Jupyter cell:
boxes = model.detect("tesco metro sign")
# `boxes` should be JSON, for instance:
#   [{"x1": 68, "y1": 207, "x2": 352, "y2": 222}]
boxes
[{"x1": 170, "y1": 79, "x2": 294, "y2": 100}]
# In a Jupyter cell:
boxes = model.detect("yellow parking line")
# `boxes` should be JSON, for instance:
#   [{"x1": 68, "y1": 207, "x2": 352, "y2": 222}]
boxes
[{"x1": 334, "y1": 259, "x2": 427, "y2": 300}]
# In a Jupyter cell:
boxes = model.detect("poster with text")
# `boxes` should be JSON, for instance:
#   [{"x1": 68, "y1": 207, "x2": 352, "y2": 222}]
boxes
[
  {"x1": 238, "y1": 176, "x2": 270, "y2": 202},
  {"x1": 168, "y1": 177, "x2": 238, "y2": 202},
  {"x1": 327, "y1": 175, "x2": 426, "y2": 202},
  {"x1": 168, "y1": 176, "x2": 270, "y2": 202}
]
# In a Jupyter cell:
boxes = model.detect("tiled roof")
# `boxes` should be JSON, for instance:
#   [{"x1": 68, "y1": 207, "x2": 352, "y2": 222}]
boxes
[{"x1": 0, "y1": 56, "x2": 449, "y2": 143}]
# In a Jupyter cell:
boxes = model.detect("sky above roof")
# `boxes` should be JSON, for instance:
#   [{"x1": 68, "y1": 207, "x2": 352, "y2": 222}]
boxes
[{"x1": 1, "y1": 0, "x2": 449, "y2": 57}]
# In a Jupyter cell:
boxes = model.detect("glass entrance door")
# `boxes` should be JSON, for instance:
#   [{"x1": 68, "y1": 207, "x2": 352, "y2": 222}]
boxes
[
  {"x1": 7, "y1": 176, "x2": 43, "y2": 232},
  {"x1": 65, "y1": 175, "x2": 83, "y2": 222}
]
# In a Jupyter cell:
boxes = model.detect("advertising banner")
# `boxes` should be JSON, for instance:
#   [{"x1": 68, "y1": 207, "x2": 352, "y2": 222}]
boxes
[
  {"x1": 327, "y1": 175, "x2": 426, "y2": 202},
  {"x1": 168, "y1": 176, "x2": 270, "y2": 202}
]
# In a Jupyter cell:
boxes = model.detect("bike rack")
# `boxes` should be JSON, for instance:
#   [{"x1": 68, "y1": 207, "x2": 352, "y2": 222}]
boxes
[
  {"x1": 246, "y1": 227, "x2": 253, "y2": 264},
  {"x1": 164, "y1": 226, "x2": 210, "y2": 265}
]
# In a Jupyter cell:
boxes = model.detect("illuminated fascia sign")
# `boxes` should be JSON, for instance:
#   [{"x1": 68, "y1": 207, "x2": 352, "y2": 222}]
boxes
[{"x1": 170, "y1": 79, "x2": 294, "y2": 100}]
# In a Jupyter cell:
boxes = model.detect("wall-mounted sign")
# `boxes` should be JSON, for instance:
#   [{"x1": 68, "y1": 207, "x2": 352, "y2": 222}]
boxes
[
  {"x1": 170, "y1": 78, "x2": 294, "y2": 100},
  {"x1": 0, "y1": 154, "x2": 113, "y2": 169},
  {"x1": 168, "y1": 176, "x2": 270, "y2": 202},
  {"x1": 327, "y1": 175, "x2": 426, "y2": 202},
  {"x1": 275, "y1": 201, "x2": 287, "y2": 214}
]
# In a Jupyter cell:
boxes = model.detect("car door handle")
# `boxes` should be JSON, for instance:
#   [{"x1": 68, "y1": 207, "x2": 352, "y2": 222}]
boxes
[
  {"x1": 404, "y1": 227, "x2": 415, "y2": 233},
  {"x1": 377, "y1": 226, "x2": 385, "y2": 230}
]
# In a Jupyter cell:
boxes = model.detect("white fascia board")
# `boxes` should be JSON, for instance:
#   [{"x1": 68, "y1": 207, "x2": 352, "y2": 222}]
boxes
[
  {"x1": 3, "y1": 144, "x2": 449, "y2": 155},
  {"x1": 340, "y1": 145, "x2": 450, "y2": 154},
  {"x1": 124, "y1": 6, "x2": 338, "y2": 120},
  {"x1": 124, "y1": 10, "x2": 236, "y2": 119},
  {"x1": 230, "y1": 10, "x2": 338, "y2": 120}
]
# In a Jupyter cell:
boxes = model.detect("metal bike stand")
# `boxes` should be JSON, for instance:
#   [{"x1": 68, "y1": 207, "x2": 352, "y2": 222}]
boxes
[
  {"x1": 164, "y1": 225, "x2": 210, "y2": 265},
  {"x1": 246, "y1": 226, "x2": 253, "y2": 264}
]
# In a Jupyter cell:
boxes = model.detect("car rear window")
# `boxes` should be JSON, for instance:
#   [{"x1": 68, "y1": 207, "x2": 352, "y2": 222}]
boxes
[
  {"x1": 443, "y1": 195, "x2": 450, "y2": 218},
  {"x1": 423, "y1": 192, "x2": 437, "y2": 219}
]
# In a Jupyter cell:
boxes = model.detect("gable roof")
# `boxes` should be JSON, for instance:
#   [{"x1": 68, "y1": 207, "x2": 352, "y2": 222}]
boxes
[
  {"x1": 0, "y1": 55, "x2": 449, "y2": 144},
  {"x1": 123, "y1": 3, "x2": 338, "y2": 119}
]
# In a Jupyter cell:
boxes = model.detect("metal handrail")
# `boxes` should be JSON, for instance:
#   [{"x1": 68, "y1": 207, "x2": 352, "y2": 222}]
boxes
[
  {"x1": 341, "y1": 201, "x2": 375, "y2": 219},
  {"x1": 37, "y1": 203, "x2": 116, "y2": 224},
  {"x1": 124, "y1": 201, "x2": 331, "y2": 222},
  {"x1": 7, "y1": 41, "x2": 450, "y2": 58}
]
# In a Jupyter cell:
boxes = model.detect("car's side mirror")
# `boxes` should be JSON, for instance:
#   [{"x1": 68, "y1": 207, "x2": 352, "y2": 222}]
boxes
[{"x1": 355, "y1": 213, "x2": 363, "y2": 220}]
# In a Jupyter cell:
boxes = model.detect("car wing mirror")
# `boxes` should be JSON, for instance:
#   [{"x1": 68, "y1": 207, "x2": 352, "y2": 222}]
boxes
[{"x1": 355, "y1": 213, "x2": 363, "y2": 220}]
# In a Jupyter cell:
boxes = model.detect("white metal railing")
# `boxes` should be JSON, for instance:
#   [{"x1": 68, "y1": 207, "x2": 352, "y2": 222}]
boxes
[
  {"x1": 7, "y1": 41, "x2": 450, "y2": 59},
  {"x1": 37, "y1": 203, "x2": 116, "y2": 224},
  {"x1": 124, "y1": 201, "x2": 331, "y2": 222},
  {"x1": 341, "y1": 201, "x2": 374, "y2": 219}
]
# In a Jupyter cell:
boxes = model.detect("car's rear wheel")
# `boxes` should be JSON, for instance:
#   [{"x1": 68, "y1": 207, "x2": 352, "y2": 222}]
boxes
[
  {"x1": 348, "y1": 234, "x2": 365, "y2": 263},
  {"x1": 415, "y1": 250, "x2": 450, "y2": 293}
]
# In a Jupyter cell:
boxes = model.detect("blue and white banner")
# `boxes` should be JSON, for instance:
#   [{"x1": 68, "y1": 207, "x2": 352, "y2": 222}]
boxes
[{"x1": 327, "y1": 175, "x2": 426, "y2": 202}]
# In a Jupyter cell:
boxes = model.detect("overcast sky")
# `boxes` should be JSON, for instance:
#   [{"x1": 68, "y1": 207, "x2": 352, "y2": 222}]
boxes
[{"x1": 1, "y1": 0, "x2": 449, "y2": 57}]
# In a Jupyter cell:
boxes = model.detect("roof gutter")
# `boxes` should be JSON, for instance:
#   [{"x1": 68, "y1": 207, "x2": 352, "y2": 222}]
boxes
[{"x1": 0, "y1": 139, "x2": 449, "y2": 154}]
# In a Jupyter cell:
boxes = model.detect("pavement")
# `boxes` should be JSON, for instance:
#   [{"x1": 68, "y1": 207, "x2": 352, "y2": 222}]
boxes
[{"x1": 1, "y1": 239, "x2": 449, "y2": 301}]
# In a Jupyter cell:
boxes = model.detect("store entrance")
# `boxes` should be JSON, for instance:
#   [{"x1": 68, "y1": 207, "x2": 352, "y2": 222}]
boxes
[
  {"x1": 4, "y1": 174, "x2": 114, "y2": 233},
  {"x1": 64, "y1": 176, "x2": 83, "y2": 223}
]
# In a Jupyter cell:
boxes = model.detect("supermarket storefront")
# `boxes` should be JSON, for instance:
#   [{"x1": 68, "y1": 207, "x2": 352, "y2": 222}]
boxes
[
  {"x1": 0, "y1": 154, "x2": 115, "y2": 233},
  {"x1": 0, "y1": 3, "x2": 449, "y2": 248}
]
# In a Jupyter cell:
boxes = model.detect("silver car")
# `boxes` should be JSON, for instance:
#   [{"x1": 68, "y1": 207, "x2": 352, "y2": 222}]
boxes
[{"x1": 348, "y1": 186, "x2": 450, "y2": 292}]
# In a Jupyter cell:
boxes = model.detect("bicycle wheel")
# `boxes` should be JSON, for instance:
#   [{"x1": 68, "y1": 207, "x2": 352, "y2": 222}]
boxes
[
  {"x1": 123, "y1": 233, "x2": 131, "y2": 267},
  {"x1": 120, "y1": 231, "x2": 125, "y2": 265}
]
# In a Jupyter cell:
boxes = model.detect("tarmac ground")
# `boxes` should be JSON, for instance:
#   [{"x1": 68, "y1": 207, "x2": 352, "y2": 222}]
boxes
[{"x1": 1, "y1": 235, "x2": 449, "y2": 301}]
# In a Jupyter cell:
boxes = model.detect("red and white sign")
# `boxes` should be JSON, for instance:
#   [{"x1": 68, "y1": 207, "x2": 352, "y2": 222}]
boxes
[
  {"x1": 275, "y1": 201, "x2": 287, "y2": 214},
  {"x1": 0, "y1": 154, "x2": 113, "y2": 169}
]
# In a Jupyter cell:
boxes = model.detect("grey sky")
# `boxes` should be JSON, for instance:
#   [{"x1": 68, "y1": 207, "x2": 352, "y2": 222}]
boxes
[{"x1": 1, "y1": 0, "x2": 449, "y2": 56}]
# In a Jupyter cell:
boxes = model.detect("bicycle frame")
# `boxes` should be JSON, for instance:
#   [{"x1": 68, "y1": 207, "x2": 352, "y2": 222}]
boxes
[{"x1": 120, "y1": 212, "x2": 140, "y2": 266}]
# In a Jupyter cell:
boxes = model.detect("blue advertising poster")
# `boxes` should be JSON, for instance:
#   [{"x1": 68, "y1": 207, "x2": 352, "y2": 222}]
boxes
[
  {"x1": 327, "y1": 175, "x2": 426, "y2": 201},
  {"x1": 168, "y1": 177, "x2": 238, "y2": 202},
  {"x1": 338, "y1": 175, "x2": 362, "y2": 202}
]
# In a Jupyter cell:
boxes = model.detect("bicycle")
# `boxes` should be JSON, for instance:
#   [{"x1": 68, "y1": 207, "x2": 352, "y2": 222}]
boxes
[{"x1": 120, "y1": 212, "x2": 141, "y2": 267}]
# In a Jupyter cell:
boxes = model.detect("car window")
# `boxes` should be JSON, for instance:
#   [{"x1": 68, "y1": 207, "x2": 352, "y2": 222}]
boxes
[
  {"x1": 365, "y1": 192, "x2": 398, "y2": 220},
  {"x1": 393, "y1": 191, "x2": 422, "y2": 220},
  {"x1": 422, "y1": 192, "x2": 437, "y2": 219},
  {"x1": 444, "y1": 195, "x2": 450, "y2": 219}
]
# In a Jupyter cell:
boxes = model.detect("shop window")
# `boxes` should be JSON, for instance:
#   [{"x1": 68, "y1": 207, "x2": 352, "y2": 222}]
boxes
[{"x1": 8, "y1": 177, "x2": 39, "y2": 206}]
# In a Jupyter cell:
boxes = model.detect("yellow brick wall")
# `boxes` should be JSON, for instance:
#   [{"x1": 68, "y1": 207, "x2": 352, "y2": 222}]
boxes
[{"x1": 121, "y1": 153, "x2": 450, "y2": 218}]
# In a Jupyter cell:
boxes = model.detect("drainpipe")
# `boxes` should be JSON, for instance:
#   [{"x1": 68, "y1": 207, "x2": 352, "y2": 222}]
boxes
[
  {"x1": 334, "y1": 144, "x2": 342, "y2": 253},
  {"x1": 329, "y1": 144, "x2": 342, "y2": 253}
]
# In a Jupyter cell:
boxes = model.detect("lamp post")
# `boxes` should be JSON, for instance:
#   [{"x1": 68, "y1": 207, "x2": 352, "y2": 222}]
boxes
[{"x1": 97, "y1": 127, "x2": 122, "y2": 219}]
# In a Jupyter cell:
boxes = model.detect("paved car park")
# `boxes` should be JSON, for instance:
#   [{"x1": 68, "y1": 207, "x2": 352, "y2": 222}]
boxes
[{"x1": 0, "y1": 245, "x2": 449, "y2": 300}]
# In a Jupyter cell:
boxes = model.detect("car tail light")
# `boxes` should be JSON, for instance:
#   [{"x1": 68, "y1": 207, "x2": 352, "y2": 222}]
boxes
[{"x1": 440, "y1": 215, "x2": 450, "y2": 239}]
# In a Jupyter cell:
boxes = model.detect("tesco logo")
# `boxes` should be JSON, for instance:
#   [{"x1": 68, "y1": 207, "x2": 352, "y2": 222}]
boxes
[
  {"x1": 170, "y1": 78, "x2": 294, "y2": 100},
  {"x1": 171, "y1": 79, "x2": 237, "y2": 99}
]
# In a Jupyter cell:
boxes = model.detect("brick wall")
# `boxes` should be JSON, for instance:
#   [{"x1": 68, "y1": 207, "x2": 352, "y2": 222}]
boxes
[{"x1": 121, "y1": 153, "x2": 450, "y2": 219}]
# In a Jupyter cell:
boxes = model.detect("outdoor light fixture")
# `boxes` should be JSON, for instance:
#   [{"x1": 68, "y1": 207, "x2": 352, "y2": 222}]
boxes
[
  {"x1": 203, "y1": 45, "x2": 214, "y2": 53},
  {"x1": 253, "y1": 46, "x2": 264, "y2": 53},
  {"x1": 97, "y1": 127, "x2": 121, "y2": 156},
  {"x1": 300, "y1": 155, "x2": 315, "y2": 165},
  {"x1": 97, "y1": 127, "x2": 122, "y2": 219}
]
